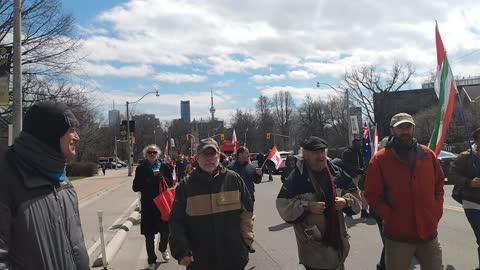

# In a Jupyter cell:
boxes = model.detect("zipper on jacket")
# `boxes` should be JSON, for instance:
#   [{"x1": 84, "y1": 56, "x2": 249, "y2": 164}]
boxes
[
  {"x1": 54, "y1": 184, "x2": 79, "y2": 270},
  {"x1": 53, "y1": 185, "x2": 59, "y2": 201}
]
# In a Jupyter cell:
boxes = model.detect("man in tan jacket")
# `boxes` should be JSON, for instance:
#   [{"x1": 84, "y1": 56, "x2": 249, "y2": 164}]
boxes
[{"x1": 276, "y1": 136, "x2": 361, "y2": 270}]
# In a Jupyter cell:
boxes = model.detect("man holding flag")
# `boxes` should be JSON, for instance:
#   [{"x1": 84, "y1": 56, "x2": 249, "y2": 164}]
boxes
[{"x1": 365, "y1": 113, "x2": 444, "y2": 270}]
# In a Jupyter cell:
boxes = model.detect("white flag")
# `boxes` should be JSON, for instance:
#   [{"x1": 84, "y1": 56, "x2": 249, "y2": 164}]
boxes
[{"x1": 232, "y1": 129, "x2": 237, "y2": 154}]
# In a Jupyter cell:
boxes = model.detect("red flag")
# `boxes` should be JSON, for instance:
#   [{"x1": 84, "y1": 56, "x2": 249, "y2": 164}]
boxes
[{"x1": 266, "y1": 145, "x2": 284, "y2": 170}]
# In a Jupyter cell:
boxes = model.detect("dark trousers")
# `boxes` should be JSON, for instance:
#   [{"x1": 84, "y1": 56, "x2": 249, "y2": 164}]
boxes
[
  {"x1": 465, "y1": 208, "x2": 480, "y2": 268},
  {"x1": 145, "y1": 227, "x2": 169, "y2": 264}
]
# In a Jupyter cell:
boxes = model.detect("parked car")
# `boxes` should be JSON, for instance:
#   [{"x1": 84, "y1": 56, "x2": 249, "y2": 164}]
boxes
[
  {"x1": 117, "y1": 160, "x2": 127, "y2": 167},
  {"x1": 438, "y1": 150, "x2": 457, "y2": 182}
]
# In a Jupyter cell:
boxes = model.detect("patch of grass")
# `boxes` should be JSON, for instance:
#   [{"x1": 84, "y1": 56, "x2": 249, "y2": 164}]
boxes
[{"x1": 69, "y1": 176, "x2": 85, "y2": 181}]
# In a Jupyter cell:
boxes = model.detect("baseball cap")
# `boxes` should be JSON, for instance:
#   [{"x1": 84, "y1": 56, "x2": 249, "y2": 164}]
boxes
[
  {"x1": 390, "y1": 113, "x2": 415, "y2": 127},
  {"x1": 197, "y1": 138, "x2": 220, "y2": 154}
]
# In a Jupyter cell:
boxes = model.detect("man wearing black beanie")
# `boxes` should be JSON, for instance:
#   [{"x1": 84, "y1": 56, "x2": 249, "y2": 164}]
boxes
[{"x1": 0, "y1": 101, "x2": 89, "y2": 270}]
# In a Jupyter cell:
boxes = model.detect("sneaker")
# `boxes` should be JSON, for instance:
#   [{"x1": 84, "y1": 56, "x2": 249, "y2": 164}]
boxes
[
  {"x1": 161, "y1": 251, "x2": 171, "y2": 261},
  {"x1": 147, "y1": 263, "x2": 156, "y2": 270}
]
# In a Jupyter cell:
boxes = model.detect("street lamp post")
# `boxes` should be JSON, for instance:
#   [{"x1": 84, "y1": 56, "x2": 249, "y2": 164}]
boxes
[
  {"x1": 126, "y1": 90, "x2": 160, "y2": 176},
  {"x1": 316, "y1": 82, "x2": 353, "y2": 145}
]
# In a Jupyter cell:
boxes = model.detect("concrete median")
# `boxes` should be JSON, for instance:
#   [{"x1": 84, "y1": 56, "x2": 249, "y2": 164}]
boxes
[{"x1": 92, "y1": 210, "x2": 141, "y2": 268}]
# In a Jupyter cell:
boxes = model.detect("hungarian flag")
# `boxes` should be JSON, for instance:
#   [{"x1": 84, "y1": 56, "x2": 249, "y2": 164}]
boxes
[
  {"x1": 232, "y1": 129, "x2": 238, "y2": 154},
  {"x1": 428, "y1": 23, "x2": 457, "y2": 155},
  {"x1": 266, "y1": 145, "x2": 283, "y2": 170},
  {"x1": 362, "y1": 122, "x2": 372, "y2": 165}
]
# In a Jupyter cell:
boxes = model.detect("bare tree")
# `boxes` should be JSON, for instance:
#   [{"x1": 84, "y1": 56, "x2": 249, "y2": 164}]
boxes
[
  {"x1": 271, "y1": 91, "x2": 295, "y2": 149},
  {"x1": 0, "y1": 0, "x2": 81, "y2": 77},
  {"x1": 0, "y1": 0, "x2": 82, "y2": 129},
  {"x1": 297, "y1": 95, "x2": 327, "y2": 140},
  {"x1": 255, "y1": 95, "x2": 275, "y2": 152},
  {"x1": 324, "y1": 95, "x2": 349, "y2": 147},
  {"x1": 341, "y1": 62, "x2": 415, "y2": 124},
  {"x1": 230, "y1": 109, "x2": 257, "y2": 150}
]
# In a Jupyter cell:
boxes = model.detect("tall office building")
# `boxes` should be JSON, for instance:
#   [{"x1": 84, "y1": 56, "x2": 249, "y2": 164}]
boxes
[
  {"x1": 108, "y1": 109, "x2": 121, "y2": 135},
  {"x1": 181, "y1": 100, "x2": 191, "y2": 124}
]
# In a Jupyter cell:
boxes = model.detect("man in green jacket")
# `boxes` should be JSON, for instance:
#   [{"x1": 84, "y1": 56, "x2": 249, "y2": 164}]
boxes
[
  {"x1": 169, "y1": 138, "x2": 254, "y2": 270},
  {"x1": 449, "y1": 128, "x2": 480, "y2": 270}
]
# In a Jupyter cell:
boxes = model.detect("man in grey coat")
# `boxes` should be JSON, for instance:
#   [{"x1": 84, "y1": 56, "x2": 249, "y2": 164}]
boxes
[{"x1": 0, "y1": 101, "x2": 89, "y2": 270}]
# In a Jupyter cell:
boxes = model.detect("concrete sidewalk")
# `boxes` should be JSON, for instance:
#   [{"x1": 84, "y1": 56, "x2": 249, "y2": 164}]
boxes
[{"x1": 72, "y1": 168, "x2": 133, "y2": 206}]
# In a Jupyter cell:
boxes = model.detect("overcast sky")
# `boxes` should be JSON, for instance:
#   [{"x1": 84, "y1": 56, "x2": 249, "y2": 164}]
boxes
[{"x1": 62, "y1": 0, "x2": 480, "y2": 124}]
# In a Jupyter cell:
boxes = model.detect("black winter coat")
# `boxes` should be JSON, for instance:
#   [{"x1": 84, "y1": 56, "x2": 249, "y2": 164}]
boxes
[
  {"x1": 0, "y1": 151, "x2": 89, "y2": 270},
  {"x1": 132, "y1": 161, "x2": 173, "y2": 235}
]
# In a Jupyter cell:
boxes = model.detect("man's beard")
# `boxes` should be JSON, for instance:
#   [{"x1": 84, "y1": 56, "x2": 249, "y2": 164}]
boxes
[{"x1": 395, "y1": 134, "x2": 413, "y2": 145}]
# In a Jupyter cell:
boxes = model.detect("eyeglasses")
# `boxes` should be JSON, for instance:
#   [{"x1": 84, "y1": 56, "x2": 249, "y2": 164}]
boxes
[{"x1": 147, "y1": 151, "x2": 158, "y2": 155}]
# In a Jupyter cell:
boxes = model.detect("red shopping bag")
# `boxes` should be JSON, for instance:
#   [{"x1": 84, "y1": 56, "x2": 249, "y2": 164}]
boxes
[{"x1": 153, "y1": 178, "x2": 176, "y2": 221}]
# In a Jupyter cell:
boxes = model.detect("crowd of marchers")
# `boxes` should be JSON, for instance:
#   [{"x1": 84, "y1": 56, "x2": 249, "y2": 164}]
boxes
[{"x1": 1, "y1": 101, "x2": 480, "y2": 270}]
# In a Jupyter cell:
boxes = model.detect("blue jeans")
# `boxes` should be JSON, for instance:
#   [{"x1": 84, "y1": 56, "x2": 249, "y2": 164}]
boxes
[{"x1": 465, "y1": 208, "x2": 480, "y2": 268}]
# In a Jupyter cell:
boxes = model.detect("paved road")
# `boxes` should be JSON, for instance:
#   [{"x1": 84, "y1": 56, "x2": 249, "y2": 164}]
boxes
[{"x1": 98, "y1": 175, "x2": 476, "y2": 270}]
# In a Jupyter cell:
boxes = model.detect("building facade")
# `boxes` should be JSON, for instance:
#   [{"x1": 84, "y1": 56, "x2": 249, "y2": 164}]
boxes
[{"x1": 180, "y1": 100, "x2": 191, "y2": 124}]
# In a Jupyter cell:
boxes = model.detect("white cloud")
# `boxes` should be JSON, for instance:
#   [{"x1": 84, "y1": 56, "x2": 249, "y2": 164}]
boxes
[
  {"x1": 78, "y1": 0, "x2": 480, "y2": 80},
  {"x1": 287, "y1": 70, "x2": 315, "y2": 80},
  {"x1": 80, "y1": 62, "x2": 154, "y2": 77},
  {"x1": 258, "y1": 85, "x2": 338, "y2": 101},
  {"x1": 250, "y1": 74, "x2": 286, "y2": 83},
  {"x1": 214, "y1": 80, "x2": 234, "y2": 87},
  {"x1": 153, "y1": 72, "x2": 208, "y2": 84},
  {"x1": 74, "y1": 0, "x2": 480, "y2": 124}
]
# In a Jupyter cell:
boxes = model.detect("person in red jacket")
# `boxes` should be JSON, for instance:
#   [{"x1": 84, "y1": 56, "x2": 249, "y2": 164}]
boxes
[{"x1": 365, "y1": 113, "x2": 445, "y2": 270}]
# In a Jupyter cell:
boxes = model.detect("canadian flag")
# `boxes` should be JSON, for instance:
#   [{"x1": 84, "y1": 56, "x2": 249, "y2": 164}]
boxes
[
  {"x1": 266, "y1": 145, "x2": 284, "y2": 170},
  {"x1": 232, "y1": 129, "x2": 237, "y2": 154}
]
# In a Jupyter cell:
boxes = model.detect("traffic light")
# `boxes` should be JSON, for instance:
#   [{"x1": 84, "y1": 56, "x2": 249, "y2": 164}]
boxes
[
  {"x1": 220, "y1": 134, "x2": 224, "y2": 140},
  {"x1": 266, "y1": 133, "x2": 271, "y2": 140},
  {"x1": 120, "y1": 122, "x2": 127, "y2": 141}
]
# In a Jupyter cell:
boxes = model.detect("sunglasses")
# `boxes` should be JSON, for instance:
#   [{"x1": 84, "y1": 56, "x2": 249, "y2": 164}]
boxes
[{"x1": 147, "y1": 151, "x2": 158, "y2": 155}]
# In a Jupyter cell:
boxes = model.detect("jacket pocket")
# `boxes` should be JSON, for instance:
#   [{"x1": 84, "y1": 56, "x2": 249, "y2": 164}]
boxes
[{"x1": 213, "y1": 191, "x2": 241, "y2": 214}]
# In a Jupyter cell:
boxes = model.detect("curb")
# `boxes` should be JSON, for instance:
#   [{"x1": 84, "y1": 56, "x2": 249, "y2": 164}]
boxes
[{"x1": 92, "y1": 210, "x2": 141, "y2": 268}]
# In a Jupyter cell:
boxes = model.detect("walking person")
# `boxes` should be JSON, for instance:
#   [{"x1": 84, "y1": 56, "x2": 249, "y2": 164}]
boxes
[
  {"x1": 132, "y1": 144, "x2": 174, "y2": 270},
  {"x1": 276, "y1": 136, "x2": 361, "y2": 270},
  {"x1": 367, "y1": 137, "x2": 389, "y2": 270},
  {"x1": 101, "y1": 162, "x2": 107, "y2": 175},
  {"x1": 169, "y1": 138, "x2": 254, "y2": 270},
  {"x1": 281, "y1": 154, "x2": 296, "y2": 183},
  {"x1": 342, "y1": 138, "x2": 369, "y2": 217},
  {"x1": 0, "y1": 101, "x2": 89, "y2": 269},
  {"x1": 227, "y1": 146, "x2": 263, "y2": 206},
  {"x1": 449, "y1": 127, "x2": 480, "y2": 270},
  {"x1": 365, "y1": 113, "x2": 445, "y2": 270}
]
